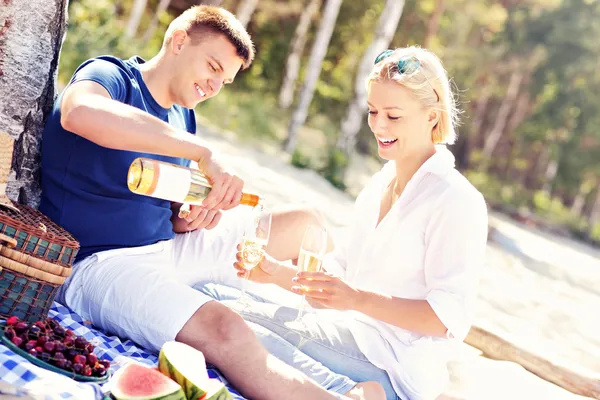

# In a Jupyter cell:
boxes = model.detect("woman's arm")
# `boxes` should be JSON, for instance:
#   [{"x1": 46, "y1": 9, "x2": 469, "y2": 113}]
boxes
[{"x1": 292, "y1": 272, "x2": 447, "y2": 337}]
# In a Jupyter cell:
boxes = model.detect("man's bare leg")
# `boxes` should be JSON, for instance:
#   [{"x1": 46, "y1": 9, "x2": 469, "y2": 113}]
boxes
[
  {"x1": 267, "y1": 205, "x2": 335, "y2": 262},
  {"x1": 346, "y1": 382, "x2": 386, "y2": 400},
  {"x1": 176, "y1": 301, "x2": 348, "y2": 400}
]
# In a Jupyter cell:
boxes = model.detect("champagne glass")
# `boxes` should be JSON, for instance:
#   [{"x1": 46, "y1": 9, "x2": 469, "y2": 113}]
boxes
[
  {"x1": 238, "y1": 210, "x2": 271, "y2": 307},
  {"x1": 289, "y1": 224, "x2": 328, "y2": 327}
]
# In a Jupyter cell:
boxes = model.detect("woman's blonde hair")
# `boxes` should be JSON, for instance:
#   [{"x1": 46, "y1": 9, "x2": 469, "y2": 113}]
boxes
[{"x1": 367, "y1": 46, "x2": 459, "y2": 144}]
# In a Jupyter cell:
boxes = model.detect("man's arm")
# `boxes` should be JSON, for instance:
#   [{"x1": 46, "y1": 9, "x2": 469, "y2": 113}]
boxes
[
  {"x1": 61, "y1": 81, "x2": 210, "y2": 163},
  {"x1": 61, "y1": 81, "x2": 243, "y2": 210}
]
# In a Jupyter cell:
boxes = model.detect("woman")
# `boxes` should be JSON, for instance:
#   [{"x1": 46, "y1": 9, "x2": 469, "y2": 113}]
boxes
[{"x1": 200, "y1": 46, "x2": 488, "y2": 400}]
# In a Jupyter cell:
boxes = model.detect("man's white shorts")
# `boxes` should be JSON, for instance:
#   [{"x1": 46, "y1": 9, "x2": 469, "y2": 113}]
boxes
[{"x1": 56, "y1": 207, "x2": 256, "y2": 353}]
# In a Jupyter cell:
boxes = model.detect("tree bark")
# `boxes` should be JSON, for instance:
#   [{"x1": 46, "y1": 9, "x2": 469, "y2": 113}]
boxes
[
  {"x1": 481, "y1": 69, "x2": 524, "y2": 169},
  {"x1": 235, "y1": 0, "x2": 260, "y2": 28},
  {"x1": 336, "y1": 0, "x2": 406, "y2": 155},
  {"x1": 142, "y1": 0, "x2": 172, "y2": 42},
  {"x1": 278, "y1": 0, "x2": 322, "y2": 110},
  {"x1": 466, "y1": 325, "x2": 600, "y2": 399},
  {"x1": 0, "y1": 0, "x2": 69, "y2": 208},
  {"x1": 423, "y1": 0, "x2": 444, "y2": 48},
  {"x1": 588, "y1": 186, "x2": 600, "y2": 226},
  {"x1": 125, "y1": 0, "x2": 148, "y2": 39},
  {"x1": 283, "y1": 0, "x2": 343, "y2": 154}
]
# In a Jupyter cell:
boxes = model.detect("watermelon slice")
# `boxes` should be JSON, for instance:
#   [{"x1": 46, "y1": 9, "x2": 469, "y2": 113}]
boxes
[
  {"x1": 111, "y1": 363, "x2": 186, "y2": 400},
  {"x1": 158, "y1": 342, "x2": 232, "y2": 400}
]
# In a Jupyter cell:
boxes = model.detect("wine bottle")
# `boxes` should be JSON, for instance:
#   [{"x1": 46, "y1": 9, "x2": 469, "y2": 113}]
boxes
[{"x1": 127, "y1": 158, "x2": 261, "y2": 207}]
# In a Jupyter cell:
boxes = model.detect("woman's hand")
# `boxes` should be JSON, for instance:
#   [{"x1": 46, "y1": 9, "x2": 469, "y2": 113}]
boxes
[
  {"x1": 291, "y1": 271, "x2": 360, "y2": 310},
  {"x1": 233, "y1": 244, "x2": 280, "y2": 284}
]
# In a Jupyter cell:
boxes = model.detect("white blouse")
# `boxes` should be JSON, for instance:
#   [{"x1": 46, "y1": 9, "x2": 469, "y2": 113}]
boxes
[{"x1": 324, "y1": 146, "x2": 488, "y2": 400}]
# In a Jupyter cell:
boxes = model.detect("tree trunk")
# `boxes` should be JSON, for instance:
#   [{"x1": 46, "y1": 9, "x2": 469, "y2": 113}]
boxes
[
  {"x1": 570, "y1": 184, "x2": 587, "y2": 217},
  {"x1": 423, "y1": 0, "x2": 444, "y2": 48},
  {"x1": 278, "y1": 0, "x2": 322, "y2": 110},
  {"x1": 465, "y1": 91, "x2": 489, "y2": 167},
  {"x1": 235, "y1": 0, "x2": 259, "y2": 28},
  {"x1": 587, "y1": 186, "x2": 600, "y2": 226},
  {"x1": 0, "y1": 0, "x2": 69, "y2": 208},
  {"x1": 336, "y1": 0, "x2": 405, "y2": 156},
  {"x1": 125, "y1": 0, "x2": 148, "y2": 39},
  {"x1": 142, "y1": 0, "x2": 172, "y2": 42},
  {"x1": 501, "y1": 91, "x2": 531, "y2": 180},
  {"x1": 283, "y1": 0, "x2": 343, "y2": 154},
  {"x1": 466, "y1": 325, "x2": 600, "y2": 399},
  {"x1": 481, "y1": 69, "x2": 524, "y2": 168},
  {"x1": 542, "y1": 157, "x2": 559, "y2": 195}
]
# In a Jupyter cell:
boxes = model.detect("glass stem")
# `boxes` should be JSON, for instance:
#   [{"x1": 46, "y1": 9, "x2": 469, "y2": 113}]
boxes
[
  {"x1": 296, "y1": 295, "x2": 307, "y2": 320},
  {"x1": 240, "y1": 270, "x2": 250, "y2": 299}
]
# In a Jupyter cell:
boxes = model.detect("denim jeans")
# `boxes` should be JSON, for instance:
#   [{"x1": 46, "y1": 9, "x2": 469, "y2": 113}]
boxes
[{"x1": 196, "y1": 282, "x2": 401, "y2": 400}]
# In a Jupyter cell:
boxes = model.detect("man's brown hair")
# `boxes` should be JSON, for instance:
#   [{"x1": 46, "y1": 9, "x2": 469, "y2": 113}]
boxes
[{"x1": 164, "y1": 5, "x2": 255, "y2": 70}]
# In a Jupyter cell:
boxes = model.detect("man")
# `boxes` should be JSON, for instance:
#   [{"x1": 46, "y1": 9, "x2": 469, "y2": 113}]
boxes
[{"x1": 40, "y1": 5, "x2": 383, "y2": 400}]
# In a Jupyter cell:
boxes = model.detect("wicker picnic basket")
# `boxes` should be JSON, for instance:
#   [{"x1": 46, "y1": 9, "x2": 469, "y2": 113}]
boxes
[{"x1": 0, "y1": 132, "x2": 80, "y2": 323}]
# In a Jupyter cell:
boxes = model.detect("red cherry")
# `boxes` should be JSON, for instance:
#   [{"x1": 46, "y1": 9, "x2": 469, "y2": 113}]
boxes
[
  {"x1": 87, "y1": 353, "x2": 98, "y2": 366},
  {"x1": 73, "y1": 354, "x2": 87, "y2": 366},
  {"x1": 6, "y1": 316, "x2": 19, "y2": 326},
  {"x1": 11, "y1": 336, "x2": 23, "y2": 347}
]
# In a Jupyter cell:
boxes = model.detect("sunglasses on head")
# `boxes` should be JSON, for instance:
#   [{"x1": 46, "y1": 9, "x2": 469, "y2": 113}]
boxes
[{"x1": 374, "y1": 50, "x2": 440, "y2": 102}]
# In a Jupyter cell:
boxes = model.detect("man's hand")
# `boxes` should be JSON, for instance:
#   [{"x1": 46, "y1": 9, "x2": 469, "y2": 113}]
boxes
[
  {"x1": 233, "y1": 244, "x2": 279, "y2": 284},
  {"x1": 172, "y1": 204, "x2": 222, "y2": 233},
  {"x1": 198, "y1": 156, "x2": 244, "y2": 211}
]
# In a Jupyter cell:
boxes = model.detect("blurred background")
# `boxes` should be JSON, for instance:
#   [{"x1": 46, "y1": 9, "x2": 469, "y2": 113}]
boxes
[
  {"x1": 52, "y1": 0, "x2": 600, "y2": 396},
  {"x1": 58, "y1": 0, "x2": 600, "y2": 247}
]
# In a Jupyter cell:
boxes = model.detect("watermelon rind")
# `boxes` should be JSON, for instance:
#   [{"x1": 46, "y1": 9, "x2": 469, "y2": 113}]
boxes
[
  {"x1": 158, "y1": 342, "x2": 232, "y2": 400},
  {"x1": 111, "y1": 363, "x2": 186, "y2": 400}
]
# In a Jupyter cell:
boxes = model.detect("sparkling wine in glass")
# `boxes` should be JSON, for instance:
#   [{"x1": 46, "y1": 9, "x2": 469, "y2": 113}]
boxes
[
  {"x1": 291, "y1": 224, "x2": 328, "y2": 326},
  {"x1": 238, "y1": 210, "x2": 271, "y2": 306}
]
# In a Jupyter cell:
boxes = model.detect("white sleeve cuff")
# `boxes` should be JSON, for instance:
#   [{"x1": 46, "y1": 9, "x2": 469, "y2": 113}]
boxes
[{"x1": 426, "y1": 289, "x2": 469, "y2": 341}]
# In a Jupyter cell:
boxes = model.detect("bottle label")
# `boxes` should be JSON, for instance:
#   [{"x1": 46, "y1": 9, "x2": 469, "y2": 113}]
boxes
[{"x1": 151, "y1": 164, "x2": 192, "y2": 202}]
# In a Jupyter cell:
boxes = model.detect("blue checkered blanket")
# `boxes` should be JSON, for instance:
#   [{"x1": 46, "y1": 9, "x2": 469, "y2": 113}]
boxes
[{"x1": 0, "y1": 303, "x2": 245, "y2": 400}]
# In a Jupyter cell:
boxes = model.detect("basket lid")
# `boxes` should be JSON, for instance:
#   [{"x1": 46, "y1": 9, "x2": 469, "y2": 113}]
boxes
[{"x1": 0, "y1": 132, "x2": 20, "y2": 213}]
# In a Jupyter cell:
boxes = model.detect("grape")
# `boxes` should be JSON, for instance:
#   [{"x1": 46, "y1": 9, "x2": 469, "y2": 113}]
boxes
[
  {"x1": 87, "y1": 353, "x2": 98, "y2": 366},
  {"x1": 66, "y1": 348, "x2": 79, "y2": 360},
  {"x1": 74, "y1": 336, "x2": 87, "y2": 349},
  {"x1": 43, "y1": 341, "x2": 56, "y2": 353},
  {"x1": 24, "y1": 340, "x2": 37, "y2": 352},
  {"x1": 72, "y1": 363, "x2": 83, "y2": 374},
  {"x1": 14, "y1": 322, "x2": 28, "y2": 334},
  {"x1": 54, "y1": 341, "x2": 66, "y2": 353},
  {"x1": 29, "y1": 325, "x2": 41, "y2": 335},
  {"x1": 53, "y1": 326, "x2": 66, "y2": 337}
]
